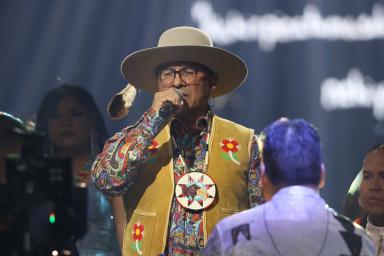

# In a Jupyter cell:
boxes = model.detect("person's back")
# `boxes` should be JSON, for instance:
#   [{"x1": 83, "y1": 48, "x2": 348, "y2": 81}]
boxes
[
  {"x1": 205, "y1": 118, "x2": 375, "y2": 256},
  {"x1": 206, "y1": 186, "x2": 374, "y2": 255}
]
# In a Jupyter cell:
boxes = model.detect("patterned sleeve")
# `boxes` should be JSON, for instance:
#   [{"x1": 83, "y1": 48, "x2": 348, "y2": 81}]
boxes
[
  {"x1": 248, "y1": 134, "x2": 265, "y2": 207},
  {"x1": 91, "y1": 108, "x2": 168, "y2": 196},
  {"x1": 204, "y1": 226, "x2": 223, "y2": 255}
]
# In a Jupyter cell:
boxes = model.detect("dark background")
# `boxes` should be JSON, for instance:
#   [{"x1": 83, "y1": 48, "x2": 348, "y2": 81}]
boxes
[{"x1": 1, "y1": 0, "x2": 383, "y2": 211}]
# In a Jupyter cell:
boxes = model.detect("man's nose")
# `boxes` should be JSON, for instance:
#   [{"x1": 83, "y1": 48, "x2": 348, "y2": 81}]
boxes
[
  {"x1": 172, "y1": 73, "x2": 186, "y2": 88},
  {"x1": 369, "y1": 178, "x2": 382, "y2": 190},
  {"x1": 61, "y1": 115, "x2": 72, "y2": 125}
]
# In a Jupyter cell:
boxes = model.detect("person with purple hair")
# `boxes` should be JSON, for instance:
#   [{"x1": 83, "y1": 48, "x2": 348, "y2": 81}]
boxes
[{"x1": 205, "y1": 118, "x2": 375, "y2": 255}]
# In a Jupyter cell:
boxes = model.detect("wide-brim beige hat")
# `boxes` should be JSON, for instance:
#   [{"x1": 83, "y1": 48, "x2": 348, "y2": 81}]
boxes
[{"x1": 120, "y1": 26, "x2": 247, "y2": 97}]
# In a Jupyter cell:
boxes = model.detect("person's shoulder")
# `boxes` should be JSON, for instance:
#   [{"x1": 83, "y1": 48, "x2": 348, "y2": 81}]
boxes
[
  {"x1": 331, "y1": 211, "x2": 361, "y2": 229},
  {"x1": 216, "y1": 204, "x2": 264, "y2": 233},
  {"x1": 330, "y1": 211, "x2": 372, "y2": 238},
  {"x1": 326, "y1": 211, "x2": 376, "y2": 254},
  {"x1": 208, "y1": 205, "x2": 267, "y2": 255}
]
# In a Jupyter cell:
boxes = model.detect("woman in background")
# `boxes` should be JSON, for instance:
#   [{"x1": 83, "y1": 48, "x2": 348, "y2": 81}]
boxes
[{"x1": 35, "y1": 84, "x2": 123, "y2": 255}]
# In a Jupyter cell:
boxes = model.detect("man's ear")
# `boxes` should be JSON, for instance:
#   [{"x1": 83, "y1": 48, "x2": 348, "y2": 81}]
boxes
[
  {"x1": 318, "y1": 163, "x2": 326, "y2": 189},
  {"x1": 207, "y1": 74, "x2": 218, "y2": 88},
  {"x1": 259, "y1": 162, "x2": 266, "y2": 187}
]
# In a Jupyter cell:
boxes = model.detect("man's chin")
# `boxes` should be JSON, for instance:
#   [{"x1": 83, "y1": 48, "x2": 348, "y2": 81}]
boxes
[
  {"x1": 176, "y1": 107, "x2": 191, "y2": 117},
  {"x1": 365, "y1": 206, "x2": 384, "y2": 217}
]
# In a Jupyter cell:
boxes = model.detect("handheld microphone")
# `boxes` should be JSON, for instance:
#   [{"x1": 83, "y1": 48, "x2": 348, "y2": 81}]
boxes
[{"x1": 159, "y1": 88, "x2": 185, "y2": 118}]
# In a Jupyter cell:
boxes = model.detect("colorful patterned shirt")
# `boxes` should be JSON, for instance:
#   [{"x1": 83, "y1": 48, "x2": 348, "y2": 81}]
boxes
[{"x1": 91, "y1": 108, "x2": 264, "y2": 255}]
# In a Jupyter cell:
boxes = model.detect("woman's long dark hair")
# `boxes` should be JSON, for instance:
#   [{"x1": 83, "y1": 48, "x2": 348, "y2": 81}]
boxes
[{"x1": 35, "y1": 84, "x2": 108, "y2": 154}]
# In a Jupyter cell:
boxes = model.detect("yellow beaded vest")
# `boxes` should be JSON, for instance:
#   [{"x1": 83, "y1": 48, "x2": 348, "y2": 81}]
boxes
[{"x1": 122, "y1": 115, "x2": 254, "y2": 255}]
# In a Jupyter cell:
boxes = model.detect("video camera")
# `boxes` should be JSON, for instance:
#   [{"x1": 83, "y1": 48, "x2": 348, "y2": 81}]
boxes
[{"x1": 0, "y1": 130, "x2": 87, "y2": 255}]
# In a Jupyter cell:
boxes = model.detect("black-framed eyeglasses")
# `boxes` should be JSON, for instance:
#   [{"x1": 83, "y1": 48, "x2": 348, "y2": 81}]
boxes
[{"x1": 159, "y1": 66, "x2": 201, "y2": 85}]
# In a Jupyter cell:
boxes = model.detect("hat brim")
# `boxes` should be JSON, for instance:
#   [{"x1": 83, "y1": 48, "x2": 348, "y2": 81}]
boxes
[{"x1": 121, "y1": 46, "x2": 247, "y2": 97}]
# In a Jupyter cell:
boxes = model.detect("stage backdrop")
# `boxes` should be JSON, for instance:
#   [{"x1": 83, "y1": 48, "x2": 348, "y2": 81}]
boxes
[{"x1": 1, "y1": 0, "x2": 384, "y2": 211}]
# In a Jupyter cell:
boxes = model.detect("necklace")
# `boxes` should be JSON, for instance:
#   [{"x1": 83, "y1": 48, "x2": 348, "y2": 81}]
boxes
[
  {"x1": 263, "y1": 204, "x2": 330, "y2": 256},
  {"x1": 171, "y1": 131, "x2": 210, "y2": 175},
  {"x1": 172, "y1": 130, "x2": 216, "y2": 211}
]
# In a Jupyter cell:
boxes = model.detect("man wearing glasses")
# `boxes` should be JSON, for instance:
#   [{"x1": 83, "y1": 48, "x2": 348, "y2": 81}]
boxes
[{"x1": 92, "y1": 26, "x2": 263, "y2": 256}]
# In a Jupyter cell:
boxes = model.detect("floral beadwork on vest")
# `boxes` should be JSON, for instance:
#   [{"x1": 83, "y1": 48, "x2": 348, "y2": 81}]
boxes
[
  {"x1": 220, "y1": 138, "x2": 241, "y2": 165},
  {"x1": 131, "y1": 221, "x2": 145, "y2": 255}
]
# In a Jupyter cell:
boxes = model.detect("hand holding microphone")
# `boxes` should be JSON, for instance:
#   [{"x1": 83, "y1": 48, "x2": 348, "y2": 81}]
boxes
[{"x1": 152, "y1": 88, "x2": 185, "y2": 119}]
